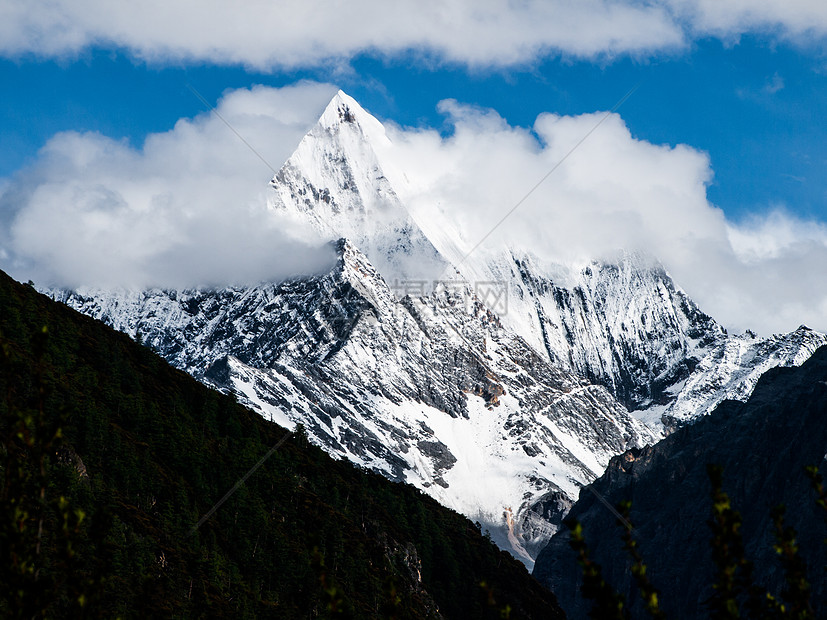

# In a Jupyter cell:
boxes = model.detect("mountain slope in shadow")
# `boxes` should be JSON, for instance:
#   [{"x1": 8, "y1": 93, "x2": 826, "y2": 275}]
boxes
[
  {"x1": 533, "y1": 345, "x2": 827, "y2": 618},
  {"x1": 0, "y1": 270, "x2": 563, "y2": 619}
]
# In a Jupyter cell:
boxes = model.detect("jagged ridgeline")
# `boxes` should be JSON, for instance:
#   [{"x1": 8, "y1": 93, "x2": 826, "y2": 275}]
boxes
[{"x1": 0, "y1": 270, "x2": 563, "y2": 619}]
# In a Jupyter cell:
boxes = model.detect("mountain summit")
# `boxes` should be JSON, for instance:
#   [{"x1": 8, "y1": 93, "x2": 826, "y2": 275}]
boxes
[{"x1": 268, "y1": 90, "x2": 451, "y2": 286}]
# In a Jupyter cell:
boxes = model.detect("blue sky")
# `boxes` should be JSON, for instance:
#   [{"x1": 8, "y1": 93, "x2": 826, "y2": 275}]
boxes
[
  {"x1": 2, "y1": 34, "x2": 825, "y2": 222},
  {"x1": 1, "y1": 1, "x2": 826, "y2": 333}
]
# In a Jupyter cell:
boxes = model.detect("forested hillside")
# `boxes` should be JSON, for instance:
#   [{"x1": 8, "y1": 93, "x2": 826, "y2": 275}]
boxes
[{"x1": 0, "y1": 270, "x2": 563, "y2": 619}]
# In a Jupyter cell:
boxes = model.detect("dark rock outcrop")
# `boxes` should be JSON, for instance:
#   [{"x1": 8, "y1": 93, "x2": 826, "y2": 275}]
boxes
[{"x1": 533, "y1": 346, "x2": 827, "y2": 618}]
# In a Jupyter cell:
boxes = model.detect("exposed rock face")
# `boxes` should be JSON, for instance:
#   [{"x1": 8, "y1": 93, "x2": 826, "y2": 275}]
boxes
[
  {"x1": 56, "y1": 445, "x2": 89, "y2": 481},
  {"x1": 488, "y1": 250, "x2": 827, "y2": 430},
  {"x1": 490, "y1": 250, "x2": 724, "y2": 412},
  {"x1": 533, "y1": 346, "x2": 827, "y2": 619},
  {"x1": 656, "y1": 324, "x2": 827, "y2": 430},
  {"x1": 52, "y1": 239, "x2": 656, "y2": 568},
  {"x1": 375, "y1": 531, "x2": 442, "y2": 618}
]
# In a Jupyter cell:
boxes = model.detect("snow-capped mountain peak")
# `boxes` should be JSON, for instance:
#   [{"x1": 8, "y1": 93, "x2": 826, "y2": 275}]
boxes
[
  {"x1": 317, "y1": 90, "x2": 390, "y2": 141},
  {"x1": 266, "y1": 91, "x2": 827, "y2": 431},
  {"x1": 268, "y1": 90, "x2": 451, "y2": 287},
  {"x1": 269, "y1": 89, "x2": 396, "y2": 226},
  {"x1": 47, "y1": 90, "x2": 827, "y2": 567}
]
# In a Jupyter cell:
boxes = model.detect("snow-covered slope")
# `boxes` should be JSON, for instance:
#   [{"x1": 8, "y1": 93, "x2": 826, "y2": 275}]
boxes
[
  {"x1": 484, "y1": 250, "x2": 723, "y2": 409},
  {"x1": 497, "y1": 250, "x2": 827, "y2": 429},
  {"x1": 53, "y1": 239, "x2": 657, "y2": 567},
  {"x1": 654, "y1": 325, "x2": 827, "y2": 429},
  {"x1": 268, "y1": 91, "x2": 451, "y2": 288}
]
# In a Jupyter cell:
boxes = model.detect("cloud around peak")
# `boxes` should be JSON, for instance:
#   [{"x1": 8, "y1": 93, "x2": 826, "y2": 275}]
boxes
[
  {"x1": 376, "y1": 97, "x2": 827, "y2": 335},
  {"x1": 1, "y1": 83, "x2": 825, "y2": 335},
  {"x1": 0, "y1": 82, "x2": 339, "y2": 289}
]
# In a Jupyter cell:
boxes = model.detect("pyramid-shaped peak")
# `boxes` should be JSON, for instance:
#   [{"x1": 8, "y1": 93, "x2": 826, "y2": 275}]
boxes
[{"x1": 317, "y1": 90, "x2": 387, "y2": 138}]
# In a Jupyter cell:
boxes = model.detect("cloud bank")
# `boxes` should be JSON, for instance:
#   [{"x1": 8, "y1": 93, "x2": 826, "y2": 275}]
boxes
[
  {"x1": 377, "y1": 101, "x2": 827, "y2": 335},
  {"x1": 669, "y1": 0, "x2": 827, "y2": 40},
  {"x1": 0, "y1": 82, "x2": 338, "y2": 288},
  {"x1": 1, "y1": 83, "x2": 824, "y2": 334},
  {"x1": 2, "y1": 0, "x2": 826, "y2": 69}
]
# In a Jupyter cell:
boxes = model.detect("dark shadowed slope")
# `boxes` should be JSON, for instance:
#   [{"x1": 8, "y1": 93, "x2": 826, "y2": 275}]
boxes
[
  {"x1": 0, "y1": 269, "x2": 563, "y2": 619},
  {"x1": 534, "y1": 346, "x2": 827, "y2": 619}
]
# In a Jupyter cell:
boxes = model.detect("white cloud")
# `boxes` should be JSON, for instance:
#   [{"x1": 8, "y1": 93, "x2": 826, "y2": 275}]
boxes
[
  {"x1": 0, "y1": 0, "x2": 684, "y2": 67},
  {"x1": 0, "y1": 82, "x2": 338, "y2": 288},
  {"x1": 377, "y1": 102, "x2": 827, "y2": 335},
  {"x1": 727, "y1": 207, "x2": 827, "y2": 262},
  {"x1": 764, "y1": 72, "x2": 785, "y2": 94},
  {"x1": 2, "y1": 82, "x2": 824, "y2": 335},
  {"x1": 2, "y1": 1, "x2": 827, "y2": 69},
  {"x1": 667, "y1": 0, "x2": 827, "y2": 41}
]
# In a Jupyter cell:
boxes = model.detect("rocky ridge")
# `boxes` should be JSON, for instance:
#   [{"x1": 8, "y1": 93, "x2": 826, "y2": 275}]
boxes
[
  {"x1": 533, "y1": 346, "x2": 827, "y2": 618},
  {"x1": 53, "y1": 239, "x2": 657, "y2": 566}
]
